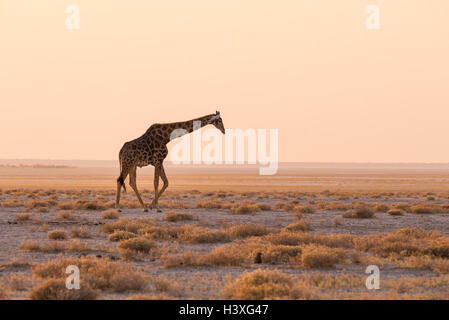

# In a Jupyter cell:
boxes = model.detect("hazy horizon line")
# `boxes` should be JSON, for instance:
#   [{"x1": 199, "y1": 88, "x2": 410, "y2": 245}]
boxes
[{"x1": 1, "y1": 158, "x2": 449, "y2": 165}]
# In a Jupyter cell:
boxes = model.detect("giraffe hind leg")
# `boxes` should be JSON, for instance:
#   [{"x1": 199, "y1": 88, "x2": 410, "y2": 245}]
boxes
[
  {"x1": 115, "y1": 170, "x2": 129, "y2": 212},
  {"x1": 129, "y1": 167, "x2": 148, "y2": 212}
]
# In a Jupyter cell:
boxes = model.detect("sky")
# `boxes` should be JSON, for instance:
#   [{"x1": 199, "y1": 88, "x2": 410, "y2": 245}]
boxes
[{"x1": 1, "y1": 1, "x2": 448, "y2": 162}]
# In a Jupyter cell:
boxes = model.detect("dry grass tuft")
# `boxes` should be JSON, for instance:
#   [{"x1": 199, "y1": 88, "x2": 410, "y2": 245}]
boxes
[
  {"x1": 226, "y1": 224, "x2": 274, "y2": 238},
  {"x1": 392, "y1": 202, "x2": 412, "y2": 212},
  {"x1": 222, "y1": 269, "x2": 319, "y2": 299},
  {"x1": 300, "y1": 244, "x2": 346, "y2": 268},
  {"x1": 0, "y1": 258, "x2": 31, "y2": 271},
  {"x1": 256, "y1": 203, "x2": 272, "y2": 211},
  {"x1": 229, "y1": 201, "x2": 261, "y2": 215},
  {"x1": 284, "y1": 220, "x2": 312, "y2": 232},
  {"x1": 354, "y1": 228, "x2": 449, "y2": 261},
  {"x1": 333, "y1": 217, "x2": 342, "y2": 226},
  {"x1": 196, "y1": 200, "x2": 230, "y2": 209},
  {"x1": 0, "y1": 272, "x2": 33, "y2": 292},
  {"x1": 101, "y1": 209, "x2": 119, "y2": 220},
  {"x1": 14, "y1": 212, "x2": 32, "y2": 222},
  {"x1": 153, "y1": 277, "x2": 184, "y2": 297},
  {"x1": 57, "y1": 210, "x2": 76, "y2": 221},
  {"x1": 373, "y1": 203, "x2": 390, "y2": 212},
  {"x1": 103, "y1": 218, "x2": 154, "y2": 234},
  {"x1": 32, "y1": 256, "x2": 148, "y2": 293},
  {"x1": 164, "y1": 243, "x2": 249, "y2": 267},
  {"x1": 165, "y1": 211, "x2": 193, "y2": 222},
  {"x1": 71, "y1": 226, "x2": 92, "y2": 238},
  {"x1": 274, "y1": 201, "x2": 295, "y2": 212},
  {"x1": 387, "y1": 208, "x2": 405, "y2": 216},
  {"x1": 25, "y1": 199, "x2": 55, "y2": 210},
  {"x1": 20, "y1": 240, "x2": 90, "y2": 253},
  {"x1": 316, "y1": 201, "x2": 351, "y2": 211},
  {"x1": 29, "y1": 279, "x2": 98, "y2": 300},
  {"x1": 293, "y1": 204, "x2": 315, "y2": 214},
  {"x1": 179, "y1": 226, "x2": 231, "y2": 243},
  {"x1": 343, "y1": 206, "x2": 375, "y2": 219},
  {"x1": 108, "y1": 230, "x2": 138, "y2": 242},
  {"x1": 1, "y1": 199, "x2": 24, "y2": 208},
  {"x1": 138, "y1": 225, "x2": 187, "y2": 240},
  {"x1": 48, "y1": 230, "x2": 68, "y2": 240},
  {"x1": 410, "y1": 204, "x2": 440, "y2": 214},
  {"x1": 266, "y1": 231, "x2": 355, "y2": 249},
  {"x1": 118, "y1": 237, "x2": 156, "y2": 253},
  {"x1": 260, "y1": 245, "x2": 302, "y2": 264}
]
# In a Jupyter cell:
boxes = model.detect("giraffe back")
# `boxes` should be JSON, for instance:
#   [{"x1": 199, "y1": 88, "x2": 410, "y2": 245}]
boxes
[{"x1": 119, "y1": 128, "x2": 168, "y2": 168}]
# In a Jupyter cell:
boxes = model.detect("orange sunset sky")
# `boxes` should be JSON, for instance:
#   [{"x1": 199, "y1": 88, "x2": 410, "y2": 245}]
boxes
[{"x1": 0, "y1": 1, "x2": 448, "y2": 162}]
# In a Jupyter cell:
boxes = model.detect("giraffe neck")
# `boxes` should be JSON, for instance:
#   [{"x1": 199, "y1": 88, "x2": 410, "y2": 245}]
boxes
[{"x1": 151, "y1": 114, "x2": 215, "y2": 144}]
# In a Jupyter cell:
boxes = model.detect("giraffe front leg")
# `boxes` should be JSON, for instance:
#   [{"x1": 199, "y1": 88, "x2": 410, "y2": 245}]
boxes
[
  {"x1": 151, "y1": 164, "x2": 162, "y2": 212},
  {"x1": 158, "y1": 164, "x2": 169, "y2": 199},
  {"x1": 151, "y1": 164, "x2": 168, "y2": 208}
]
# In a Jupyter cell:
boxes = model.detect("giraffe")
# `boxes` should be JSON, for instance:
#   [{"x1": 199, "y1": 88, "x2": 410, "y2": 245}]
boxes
[{"x1": 115, "y1": 111, "x2": 225, "y2": 212}]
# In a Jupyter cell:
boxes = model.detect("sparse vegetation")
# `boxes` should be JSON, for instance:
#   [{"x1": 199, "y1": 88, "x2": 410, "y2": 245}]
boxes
[
  {"x1": 284, "y1": 220, "x2": 312, "y2": 232},
  {"x1": 165, "y1": 211, "x2": 193, "y2": 222},
  {"x1": 374, "y1": 203, "x2": 390, "y2": 212},
  {"x1": 293, "y1": 204, "x2": 315, "y2": 214},
  {"x1": 108, "y1": 230, "x2": 138, "y2": 242},
  {"x1": 103, "y1": 218, "x2": 154, "y2": 234},
  {"x1": 227, "y1": 224, "x2": 274, "y2": 238},
  {"x1": 3, "y1": 183, "x2": 449, "y2": 299},
  {"x1": 343, "y1": 206, "x2": 375, "y2": 219},
  {"x1": 20, "y1": 240, "x2": 90, "y2": 252},
  {"x1": 57, "y1": 210, "x2": 76, "y2": 221},
  {"x1": 410, "y1": 204, "x2": 440, "y2": 214},
  {"x1": 29, "y1": 279, "x2": 98, "y2": 300},
  {"x1": 14, "y1": 212, "x2": 31, "y2": 222},
  {"x1": 179, "y1": 226, "x2": 231, "y2": 243},
  {"x1": 47, "y1": 230, "x2": 68, "y2": 240},
  {"x1": 101, "y1": 209, "x2": 119, "y2": 220},
  {"x1": 229, "y1": 201, "x2": 261, "y2": 215},
  {"x1": 71, "y1": 226, "x2": 92, "y2": 238},
  {"x1": 300, "y1": 245, "x2": 345, "y2": 268},
  {"x1": 222, "y1": 269, "x2": 320, "y2": 299},
  {"x1": 387, "y1": 208, "x2": 405, "y2": 216},
  {"x1": 333, "y1": 217, "x2": 342, "y2": 226},
  {"x1": 118, "y1": 237, "x2": 156, "y2": 253},
  {"x1": 32, "y1": 256, "x2": 148, "y2": 293}
]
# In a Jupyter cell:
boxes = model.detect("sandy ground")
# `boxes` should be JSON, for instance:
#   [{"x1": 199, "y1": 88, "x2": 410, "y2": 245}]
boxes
[{"x1": 1, "y1": 167, "x2": 449, "y2": 299}]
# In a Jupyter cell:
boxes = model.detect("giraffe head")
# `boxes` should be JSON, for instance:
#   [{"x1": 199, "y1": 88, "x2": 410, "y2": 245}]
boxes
[{"x1": 210, "y1": 111, "x2": 225, "y2": 134}]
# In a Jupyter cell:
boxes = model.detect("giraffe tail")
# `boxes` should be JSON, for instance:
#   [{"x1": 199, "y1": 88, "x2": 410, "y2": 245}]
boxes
[{"x1": 117, "y1": 158, "x2": 126, "y2": 193}]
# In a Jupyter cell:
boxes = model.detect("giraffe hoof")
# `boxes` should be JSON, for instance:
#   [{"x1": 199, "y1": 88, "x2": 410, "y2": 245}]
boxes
[
  {"x1": 117, "y1": 209, "x2": 122, "y2": 213},
  {"x1": 157, "y1": 209, "x2": 162, "y2": 213},
  {"x1": 143, "y1": 209, "x2": 148, "y2": 213}
]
